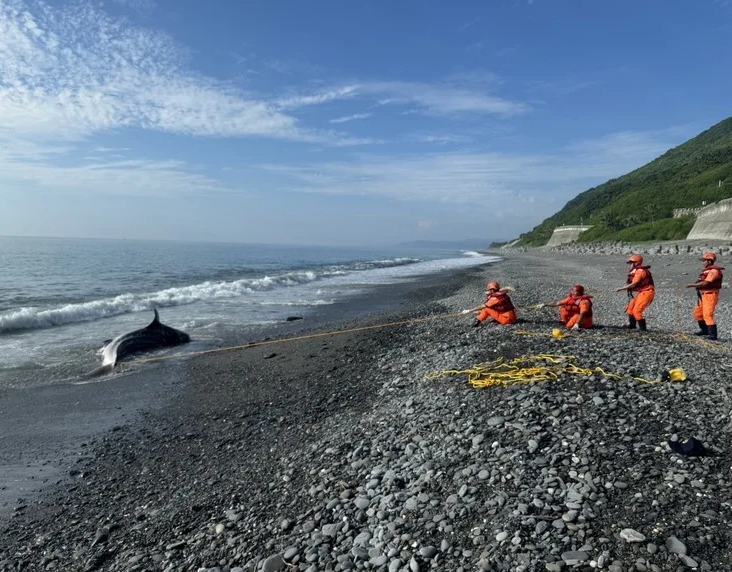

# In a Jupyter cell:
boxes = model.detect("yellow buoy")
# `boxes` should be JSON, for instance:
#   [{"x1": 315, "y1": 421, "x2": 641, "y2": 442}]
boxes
[{"x1": 665, "y1": 368, "x2": 687, "y2": 382}]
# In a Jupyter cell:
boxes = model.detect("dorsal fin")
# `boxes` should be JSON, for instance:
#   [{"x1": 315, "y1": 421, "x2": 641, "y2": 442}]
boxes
[{"x1": 148, "y1": 308, "x2": 160, "y2": 327}]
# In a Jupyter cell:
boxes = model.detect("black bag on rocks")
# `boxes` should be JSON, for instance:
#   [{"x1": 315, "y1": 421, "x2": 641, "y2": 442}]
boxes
[{"x1": 667, "y1": 437, "x2": 710, "y2": 457}]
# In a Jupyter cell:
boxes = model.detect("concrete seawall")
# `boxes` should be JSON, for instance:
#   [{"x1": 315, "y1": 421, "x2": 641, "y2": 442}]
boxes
[
  {"x1": 687, "y1": 198, "x2": 732, "y2": 240},
  {"x1": 544, "y1": 225, "x2": 593, "y2": 247}
]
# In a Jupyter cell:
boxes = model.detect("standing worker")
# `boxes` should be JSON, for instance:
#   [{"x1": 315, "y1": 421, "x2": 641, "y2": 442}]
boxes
[
  {"x1": 462, "y1": 281, "x2": 517, "y2": 327},
  {"x1": 615, "y1": 254, "x2": 654, "y2": 330},
  {"x1": 539, "y1": 284, "x2": 593, "y2": 330},
  {"x1": 687, "y1": 252, "x2": 724, "y2": 341}
]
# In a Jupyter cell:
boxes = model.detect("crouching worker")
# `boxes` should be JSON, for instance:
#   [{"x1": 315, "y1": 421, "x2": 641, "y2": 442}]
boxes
[
  {"x1": 462, "y1": 281, "x2": 517, "y2": 327},
  {"x1": 687, "y1": 251, "x2": 724, "y2": 341},
  {"x1": 539, "y1": 284, "x2": 593, "y2": 330}
]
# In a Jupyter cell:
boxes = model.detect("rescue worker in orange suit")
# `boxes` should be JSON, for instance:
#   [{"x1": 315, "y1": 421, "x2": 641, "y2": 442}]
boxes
[
  {"x1": 615, "y1": 254, "x2": 654, "y2": 330},
  {"x1": 462, "y1": 281, "x2": 517, "y2": 327},
  {"x1": 539, "y1": 284, "x2": 593, "y2": 330},
  {"x1": 686, "y1": 252, "x2": 724, "y2": 341}
]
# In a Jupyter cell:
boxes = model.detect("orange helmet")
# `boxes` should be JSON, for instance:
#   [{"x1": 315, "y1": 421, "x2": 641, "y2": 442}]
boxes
[
  {"x1": 487, "y1": 281, "x2": 500, "y2": 291},
  {"x1": 701, "y1": 251, "x2": 717, "y2": 262},
  {"x1": 627, "y1": 254, "x2": 643, "y2": 265},
  {"x1": 571, "y1": 284, "x2": 585, "y2": 295}
]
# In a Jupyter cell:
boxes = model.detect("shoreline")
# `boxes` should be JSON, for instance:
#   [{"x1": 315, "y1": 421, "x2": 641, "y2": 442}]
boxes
[
  {"x1": 0, "y1": 261, "x2": 494, "y2": 521},
  {"x1": 2, "y1": 252, "x2": 732, "y2": 571}
]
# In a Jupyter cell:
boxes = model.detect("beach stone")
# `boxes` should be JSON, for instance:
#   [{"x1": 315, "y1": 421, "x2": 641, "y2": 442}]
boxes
[
  {"x1": 263, "y1": 555, "x2": 285, "y2": 572},
  {"x1": 620, "y1": 528, "x2": 646, "y2": 542},
  {"x1": 666, "y1": 536, "x2": 687, "y2": 555},
  {"x1": 353, "y1": 532, "x2": 371, "y2": 547},
  {"x1": 495, "y1": 531, "x2": 509, "y2": 542},
  {"x1": 370, "y1": 555, "x2": 388, "y2": 567},
  {"x1": 322, "y1": 523, "x2": 340, "y2": 537},
  {"x1": 354, "y1": 497, "x2": 370, "y2": 510},
  {"x1": 420, "y1": 546, "x2": 438, "y2": 559},
  {"x1": 562, "y1": 551, "x2": 588, "y2": 565},
  {"x1": 679, "y1": 555, "x2": 699, "y2": 568},
  {"x1": 283, "y1": 548, "x2": 298, "y2": 561}
]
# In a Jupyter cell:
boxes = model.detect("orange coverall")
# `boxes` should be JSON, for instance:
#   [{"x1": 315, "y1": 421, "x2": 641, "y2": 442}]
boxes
[
  {"x1": 559, "y1": 296, "x2": 593, "y2": 329},
  {"x1": 693, "y1": 266, "x2": 723, "y2": 325},
  {"x1": 626, "y1": 266, "x2": 655, "y2": 320},
  {"x1": 477, "y1": 292, "x2": 517, "y2": 325}
]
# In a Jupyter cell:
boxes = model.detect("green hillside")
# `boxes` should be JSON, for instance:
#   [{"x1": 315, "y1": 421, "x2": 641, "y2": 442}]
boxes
[{"x1": 516, "y1": 117, "x2": 732, "y2": 246}]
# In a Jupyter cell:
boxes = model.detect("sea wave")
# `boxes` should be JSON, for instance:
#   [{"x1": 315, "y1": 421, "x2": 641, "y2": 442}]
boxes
[
  {"x1": 462, "y1": 250, "x2": 484, "y2": 257},
  {"x1": 0, "y1": 270, "x2": 323, "y2": 333},
  {"x1": 0, "y1": 256, "x2": 426, "y2": 333}
]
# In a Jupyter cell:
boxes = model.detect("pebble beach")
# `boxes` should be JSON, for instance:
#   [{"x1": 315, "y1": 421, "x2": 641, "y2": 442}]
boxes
[{"x1": 2, "y1": 248, "x2": 732, "y2": 572}]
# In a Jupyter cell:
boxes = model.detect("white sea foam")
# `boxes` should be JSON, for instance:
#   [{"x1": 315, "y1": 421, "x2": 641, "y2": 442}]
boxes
[{"x1": 0, "y1": 270, "x2": 322, "y2": 333}]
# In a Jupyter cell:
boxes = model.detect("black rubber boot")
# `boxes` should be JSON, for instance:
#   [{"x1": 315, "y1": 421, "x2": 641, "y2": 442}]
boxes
[
  {"x1": 708, "y1": 324, "x2": 718, "y2": 341},
  {"x1": 627, "y1": 316, "x2": 637, "y2": 329},
  {"x1": 695, "y1": 321, "x2": 709, "y2": 336},
  {"x1": 472, "y1": 319, "x2": 482, "y2": 328},
  {"x1": 638, "y1": 319, "x2": 647, "y2": 331}
]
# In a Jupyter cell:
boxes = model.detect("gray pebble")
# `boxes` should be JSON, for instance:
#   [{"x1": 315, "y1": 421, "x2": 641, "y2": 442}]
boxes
[
  {"x1": 562, "y1": 551, "x2": 589, "y2": 565},
  {"x1": 420, "y1": 546, "x2": 438, "y2": 559},
  {"x1": 262, "y1": 555, "x2": 285, "y2": 572},
  {"x1": 666, "y1": 536, "x2": 687, "y2": 556},
  {"x1": 620, "y1": 528, "x2": 646, "y2": 542}
]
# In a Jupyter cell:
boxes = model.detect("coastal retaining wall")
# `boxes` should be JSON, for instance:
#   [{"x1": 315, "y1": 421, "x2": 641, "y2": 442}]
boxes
[
  {"x1": 687, "y1": 198, "x2": 732, "y2": 240},
  {"x1": 544, "y1": 225, "x2": 593, "y2": 247},
  {"x1": 673, "y1": 207, "x2": 704, "y2": 218}
]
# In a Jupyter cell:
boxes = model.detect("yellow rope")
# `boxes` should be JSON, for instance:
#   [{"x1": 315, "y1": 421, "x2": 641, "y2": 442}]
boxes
[
  {"x1": 121, "y1": 285, "x2": 724, "y2": 369},
  {"x1": 426, "y1": 354, "x2": 660, "y2": 388},
  {"x1": 130, "y1": 311, "x2": 468, "y2": 365}
]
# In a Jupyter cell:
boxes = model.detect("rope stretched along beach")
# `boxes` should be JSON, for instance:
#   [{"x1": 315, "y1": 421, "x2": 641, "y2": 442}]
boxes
[{"x1": 125, "y1": 286, "x2": 726, "y2": 367}]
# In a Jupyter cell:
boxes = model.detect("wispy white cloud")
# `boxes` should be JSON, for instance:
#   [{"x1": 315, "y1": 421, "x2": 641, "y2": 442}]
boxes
[
  {"x1": 260, "y1": 128, "x2": 691, "y2": 213},
  {"x1": 276, "y1": 86, "x2": 360, "y2": 110},
  {"x1": 0, "y1": 137, "x2": 232, "y2": 197},
  {"x1": 410, "y1": 133, "x2": 473, "y2": 144},
  {"x1": 0, "y1": 0, "x2": 361, "y2": 145},
  {"x1": 272, "y1": 74, "x2": 527, "y2": 117},
  {"x1": 111, "y1": 0, "x2": 156, "y2": 13},
  {"x1": 0, "y1": 0, "x2": 388, "y2": 200},
  {"x1": 459, "y1": 16, "x2": 482, "y2": 30},
  {"x1": 362, "y1": 80, "x2": 528, "y2": 116},
  {"x1": 329, "y1": 113, "x2": 373, "y2": 124},
  {"x1": 466, "y1": 40, "x2": 484, "y2": 52},
  {"x1": 95, "y1": 146, "x2": 132, "y2": 153},
  {"x1": 527, "y1": 78, "x2": 602, "y2": 97},
  {"x1": 495, "y1": 47, "x2": 517, "y2": 58}
]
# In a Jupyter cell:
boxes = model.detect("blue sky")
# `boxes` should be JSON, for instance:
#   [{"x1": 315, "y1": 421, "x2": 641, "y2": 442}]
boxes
[{"x1": 1, "y1": 0, "x2": 730, "y2": 246}]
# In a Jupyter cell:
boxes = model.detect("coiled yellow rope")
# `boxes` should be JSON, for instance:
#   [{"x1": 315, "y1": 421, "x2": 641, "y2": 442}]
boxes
[{"x1": 426, "y1": 353, "x2": 660, "y2": 388}]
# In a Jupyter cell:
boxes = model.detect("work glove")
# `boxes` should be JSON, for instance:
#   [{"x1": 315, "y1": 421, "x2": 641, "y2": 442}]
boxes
[
  {"x1": 571, "y1": 323, "x2": 580, "y2": 331},
  {"x1": 461, "y1": 309, "x2": 471, "y2": 315}
]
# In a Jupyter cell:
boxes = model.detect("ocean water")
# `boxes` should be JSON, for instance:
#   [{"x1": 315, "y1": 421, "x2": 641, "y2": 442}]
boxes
[{"x1": 0, "y1": 237, "x2": 498, "y2": 389}]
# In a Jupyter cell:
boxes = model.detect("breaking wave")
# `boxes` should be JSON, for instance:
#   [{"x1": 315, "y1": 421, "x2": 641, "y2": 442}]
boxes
[
  {"x1": 0, "y1": 271, "x2": 323, "y2": 333},
  {"x1": 0, "y1": 256, "x2": 426, "y2": 334}
]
